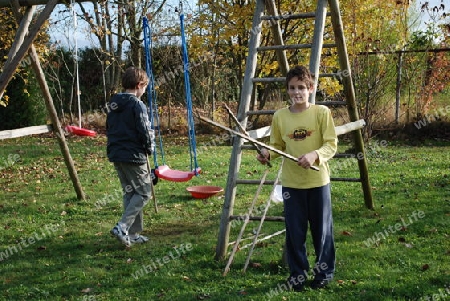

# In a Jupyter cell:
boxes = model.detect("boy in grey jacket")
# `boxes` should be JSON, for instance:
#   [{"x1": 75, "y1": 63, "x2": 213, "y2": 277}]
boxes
[{"x1": 107, "y1": 67, "x2": 153, "y2": 247}]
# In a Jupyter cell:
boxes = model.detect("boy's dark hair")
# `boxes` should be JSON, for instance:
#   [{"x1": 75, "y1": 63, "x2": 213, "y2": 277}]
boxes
[
  {"x1": 122, "y1": 67, "x2": 149, "y2": 90},
  {"x1": 286, "y1": 66, "x2": 315, "y2": 89}
]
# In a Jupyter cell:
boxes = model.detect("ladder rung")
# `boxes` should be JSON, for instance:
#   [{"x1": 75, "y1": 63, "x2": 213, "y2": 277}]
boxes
[
  {"x1": 241, "y1": 144, "x2": 259, "y2": 150},
  {"x1": 331, "y1": 177, "x2": 361, "y2": 182},
  {"x1": 241, "y1": 145, "x2": 358, "y2": 156},
  {"x1": 236, "y1": 179, "x2": 276, "y2": 185},
  {"x1": 238, "y1": 177, "x2": 361, "y2": 183},
  {"x1": 230, "y1": 215, "x2": 285, "y2": 222},
  {"x1": 334, "y1": 153, "x2": 356, "y2": 158},
  {"x1": 317, "y1": 101, "x2": 347, "y2": 106},
  {"x1": 252, "y1": 77, "x2": 285, "y2": 83},
  {"x1": 241, "y1": 147, "x2": 357, "y2": 156},
  {"x1": 246, "y1": 101, "x2": 347, "y2": 115},
  {"x1": 319, "y1": 73, "x2": 341, "y2": 77},
  {"x1": 252, "y1": 73, "x2": 342, "y2": 84},
  {"x1": 257, "y1": 43, "x2": 336, "y2": 52},
  {"x1": 247, "y1": 110, "x2": 276, "y2": 116},
  {"x1": 261, "y1": 12, "x2": 331, "y2": 21}
]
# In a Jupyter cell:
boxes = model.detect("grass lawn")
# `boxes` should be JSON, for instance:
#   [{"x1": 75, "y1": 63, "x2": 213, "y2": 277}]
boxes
[{"x1": 0, "y1": 133, "x2": 449, "y2": 301}]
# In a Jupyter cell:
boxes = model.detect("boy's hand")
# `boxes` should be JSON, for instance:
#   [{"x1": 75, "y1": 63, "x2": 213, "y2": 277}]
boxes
[
  {"x1": 298, "y1": 151, "x2": 318, "y2": 169},
  {"x1": 256, "y1": 148, "x2": 270, "y2": 165}
]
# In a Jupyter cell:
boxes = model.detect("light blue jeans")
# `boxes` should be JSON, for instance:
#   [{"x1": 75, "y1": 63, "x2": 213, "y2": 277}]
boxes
[{"x1": 114, "y1": 162, "x2": 152, "y2": 235}]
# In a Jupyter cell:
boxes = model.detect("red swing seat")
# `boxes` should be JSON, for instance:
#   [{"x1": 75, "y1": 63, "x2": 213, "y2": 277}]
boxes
[
  {"x1": 155, "y1": 165, "x2": 201, "y2": 182},
  {"x1": 65, "y1": 125, "x2": 97, "y2": 137}
]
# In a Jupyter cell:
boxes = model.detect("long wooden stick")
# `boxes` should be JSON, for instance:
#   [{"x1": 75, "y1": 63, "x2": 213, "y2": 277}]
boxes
[
  {"x1": 238, "y1": 229, "x2": 286, "y2": 251},
  {"x1": 223, "y1": 169, "x2": 269, "y2": 276},
  {"x1": 224, "y1": 104, "x2": 272, "y2": 168},
  {"x1": 199, "y1": 115, "x2": 319, "y2": 171},
  {"x1": 242, "y1": 161, "x2": 283, "y2": 272}
]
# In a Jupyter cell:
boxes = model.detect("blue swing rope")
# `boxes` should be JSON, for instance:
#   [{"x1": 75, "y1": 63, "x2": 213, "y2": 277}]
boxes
[
  {"x1": 143, "y1": 17, "x2": 165, "y2": 168},
  {"x1": 179, "y1": 3, "x2": 200, "y2": 174},
  {"x1": 143, "y1": 11, "x2": 199, "y2": 175}
]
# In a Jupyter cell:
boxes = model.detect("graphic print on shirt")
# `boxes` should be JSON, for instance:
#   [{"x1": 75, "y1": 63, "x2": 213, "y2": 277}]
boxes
[{"x1": 288, "y1": 127, "x2": 313, "y2": 141}]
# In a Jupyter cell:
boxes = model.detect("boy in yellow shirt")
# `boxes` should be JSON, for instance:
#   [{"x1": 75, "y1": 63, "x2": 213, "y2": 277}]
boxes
[{"x1": 257, "y1": 65, "x2": 337, "y2": 291}]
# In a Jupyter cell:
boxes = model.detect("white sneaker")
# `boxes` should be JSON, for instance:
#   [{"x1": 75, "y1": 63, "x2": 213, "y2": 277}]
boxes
[
  {"x1": 110, "y1": 224, "x2": 131, "y2": 247},
  {"x1": 130, "y1": 234, "x2": 149, "y2": 245}
]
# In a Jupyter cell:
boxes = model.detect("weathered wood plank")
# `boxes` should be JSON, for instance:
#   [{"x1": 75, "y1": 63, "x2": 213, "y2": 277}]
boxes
[{"x1": 0, "y1": 125, "x2": 52, "y2": 140}]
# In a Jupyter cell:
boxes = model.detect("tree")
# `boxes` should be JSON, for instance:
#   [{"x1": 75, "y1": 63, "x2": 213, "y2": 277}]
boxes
[
  {"x1": 75, "y1": 0, "x2": 167, "y2": 95},
  {"x1": 342, "y1": 0, "x2": 413, "y2": 135},
  {"x1": 0, "y1": 7, "x2": 50, "y2": 128}
]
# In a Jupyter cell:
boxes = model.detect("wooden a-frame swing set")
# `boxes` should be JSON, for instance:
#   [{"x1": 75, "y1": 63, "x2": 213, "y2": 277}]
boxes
[{"x1": 0, "y1": 0, "x2": 88, "y2": 200}]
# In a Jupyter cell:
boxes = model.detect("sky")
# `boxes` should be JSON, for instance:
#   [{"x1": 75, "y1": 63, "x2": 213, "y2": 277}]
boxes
[
  {"x1": 48, "y1": 0, "x2": 196, "y2": 49},
  {"x1": 47, "y1": 0, "x2": 448, "y2": 50},
  {"x1": 417, "y1": 0, "x2": 447, "y2": 24}
]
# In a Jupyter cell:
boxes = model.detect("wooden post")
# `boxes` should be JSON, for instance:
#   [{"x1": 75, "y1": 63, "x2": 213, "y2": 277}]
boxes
[
  {"x1": 215, "y1": 0, "x2": 265, "y2": 261},
  {"x1": 0, "y1": 0, "x2": 59, "y2": 100},
  {"x1": 328, "y1": 0, "x2": 373, "y2": 209},
  {"x1": 264, "y1": 0, "x2": 289, "y2": 76},
  {"x1": 10, "y1": 0, "x2": 86, "y2": 200},
  {"x1": 2, "y1": 6, "x2": 36, "y2": 69},
  {"x1": 309, "y1": 0, "x2": 328, "y2": 104},
  {"x1": 395, "y1": 52, "x2": 403, "y2": 124}
]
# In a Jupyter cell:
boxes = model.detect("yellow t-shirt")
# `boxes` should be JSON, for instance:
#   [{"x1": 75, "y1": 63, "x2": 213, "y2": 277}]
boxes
[{"x1": 269, "y1": 105, "x2": 337, "y2": 189}]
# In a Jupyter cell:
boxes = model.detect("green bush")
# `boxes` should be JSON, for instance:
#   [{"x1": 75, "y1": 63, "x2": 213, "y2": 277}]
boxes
[{"x1": 0, "y1": 71, "x2": 47, "y2": 131}]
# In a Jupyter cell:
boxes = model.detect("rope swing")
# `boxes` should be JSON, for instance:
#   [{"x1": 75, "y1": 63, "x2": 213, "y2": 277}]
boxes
[{"x1": 143, "y1": 4, "x2": 200, "y2": 182}]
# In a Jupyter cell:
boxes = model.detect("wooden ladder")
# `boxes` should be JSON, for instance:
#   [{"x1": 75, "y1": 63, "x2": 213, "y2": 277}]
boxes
[{"x1": 215, "y1": 0, "x2": 373, "y2": 260}]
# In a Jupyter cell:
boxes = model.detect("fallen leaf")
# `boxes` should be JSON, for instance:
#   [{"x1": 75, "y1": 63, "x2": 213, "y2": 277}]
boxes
[
  {"x1": 81, "y1": 287, "x2": 92, "y2": 293},
  {"x1": 251, "y1": 262, "x2": 262, "y2": 268},
  {"x1": 60, "y1": 211, "x2": 67, "y2": 216},
  {"x1": 337, "y1": 280, "x2": 345, "y2": 284},
  {"x1": 342, "y1": 231, "x2": 352, "y2": 236},
  {"x1": 237, "y1": 290, "x2": 247, "y2": 296},
  {"x1": 351, "y1": 280, "x2": 357, "y2": 285}
]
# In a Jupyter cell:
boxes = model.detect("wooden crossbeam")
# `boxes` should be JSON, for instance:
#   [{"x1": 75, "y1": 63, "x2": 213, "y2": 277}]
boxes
[{"x1": 0, "y1": 125, "x2": 52, "y2": 140}]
